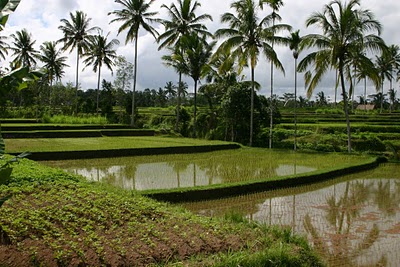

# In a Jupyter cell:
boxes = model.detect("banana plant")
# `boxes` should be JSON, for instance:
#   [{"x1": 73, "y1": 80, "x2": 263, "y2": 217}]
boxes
[{"x1": 0, "y1": 0, "x2": 34, "y2": 207}]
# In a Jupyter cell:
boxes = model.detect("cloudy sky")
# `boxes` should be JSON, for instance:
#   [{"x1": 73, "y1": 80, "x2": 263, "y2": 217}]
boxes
[{"x1": 2, "y1": 0, "x2": 399, "y2": 100}]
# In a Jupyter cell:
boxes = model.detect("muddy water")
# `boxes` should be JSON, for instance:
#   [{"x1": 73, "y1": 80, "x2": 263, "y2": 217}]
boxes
[{"x1": 182, "y1": 164, "x2": 400, "y2": 266}]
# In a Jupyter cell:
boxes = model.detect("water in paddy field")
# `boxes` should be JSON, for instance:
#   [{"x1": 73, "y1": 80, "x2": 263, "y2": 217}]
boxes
[
  {"x1": 42, "y1": 151, "x2": 321, "y2": 191},
  {"x1": 182, "y1": 164, "x2": 400, "y2": 267}
]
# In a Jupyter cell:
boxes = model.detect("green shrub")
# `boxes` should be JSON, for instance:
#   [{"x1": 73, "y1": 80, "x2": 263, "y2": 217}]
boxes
[{"x1": 352, "y1": 135, "x2": 386, "y2": 152}]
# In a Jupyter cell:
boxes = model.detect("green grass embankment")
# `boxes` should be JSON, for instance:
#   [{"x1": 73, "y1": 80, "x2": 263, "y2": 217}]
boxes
[
  {"x1": 144, "y1": 155, "x2": 385, "y2": 203},
  {"x1": 5, "y1": 137, "x2": 240, "y2": 160},
  {"x1": 0, "y1": 156, "x2": 323, "y2": 266}
]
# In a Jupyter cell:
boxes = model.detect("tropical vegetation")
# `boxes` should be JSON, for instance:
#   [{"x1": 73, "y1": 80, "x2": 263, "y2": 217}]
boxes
[{"x1": 1, "y1": 0, "x2": 400, "y2": 150}]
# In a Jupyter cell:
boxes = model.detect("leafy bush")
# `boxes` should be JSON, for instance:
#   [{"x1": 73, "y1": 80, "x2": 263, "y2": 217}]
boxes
[{"x1": 352, "y1": 134, "x2": 386, "y2": 152}]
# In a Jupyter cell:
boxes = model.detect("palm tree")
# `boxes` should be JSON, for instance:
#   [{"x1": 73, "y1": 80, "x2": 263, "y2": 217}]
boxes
[
  {"x1": 83, "y1": 33, "x2": 119, "y2": 114},
  {"x1": 40, "y1": 41, "x2": 69, "y2": 107},
  {"x1": 40, "y1": 41, "x2": 69, "y2": 87},
  {"x1": 58, "y1": 10, "x2": 98, "y2": 114},
  {"x1": 176, "y1": 34, "x2": 215, "y2": 137},
  {"x1": 164, "y1": 81, "x2": 176, "y2": 101},
  {"x1": 0, "y1": 34, "x2": 8, "y2": 61},
  {"x1": 298, "y1": 0, "x2": 385, "y2": 153},
  {"x1": 10, "y1": 29, "x2": 40, "y2": 68},
  {"x1": 158, "y1": 0, "x2": 212, "y2": 132},
  {"x1": 375, "y1": 51, "x2": 393, "y2": 113},
  {"x1": 259, "y1": 0, "x2": 285, "y2": 149},
  {"x1": 287, "y1": 30, "x2": 301, "y2": 151},
  {"x1": 109, "y1": 0, "x2": 159, "y2": 126},
  {"x1": 388, "y1": 88, "x2": 397, "y2": 112},
  {"x1": 215, "y1": 0, "x2": 287, "y2": 146}
]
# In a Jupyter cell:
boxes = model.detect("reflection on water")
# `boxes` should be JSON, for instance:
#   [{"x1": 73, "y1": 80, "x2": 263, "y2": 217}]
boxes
[
  {"x1": 182, "y1": 164, "x2": 400, "y2": 266},
  {"x1": 50, "y1": 161, "x2": 315, "y2": 191},
  {"x1": 43, "y1": 149, "x2": 372, "y2": 191}
]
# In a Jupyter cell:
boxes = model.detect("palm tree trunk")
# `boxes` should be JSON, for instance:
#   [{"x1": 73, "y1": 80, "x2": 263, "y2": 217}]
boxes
[
  {"x1": 269, "y1": 57, "x2": 274, "y2": 149},
  {"x1": 339, "y1": 63, "x2": 352, "y2": 153},
  {"x1": 175, "y1": 72, "x2": 182, "y2": 132},
  {"x1": 96, "y1": 64, "x2": 101, "y2": 115},
  {"x1": 334, "y1": 69, "x2": 338, "y2": 107},
  {"x1": 294, "y1": 57, "x2": 297, "y2": 151},
  {"x1": 250, "y1": 66, "x2": 255, "y2": 147},
  {"x1": 193, "y1": 79, "x2": 197, "y2": 138},
  {"x1": 75, "y1": 48, "x2": 80, "y2": 115},
  {"x1": 364, "y1": 78, "x2": 367, "y2": 112},
  {"x1": 131, "y1": 34, "x2": 138, "y2": 127},
  {"x1": 269, "y1": 17, "x2": 276, "y2": 149},
  {"x1": 380, "y1": 80, "x2": 383, "y2": 114}
]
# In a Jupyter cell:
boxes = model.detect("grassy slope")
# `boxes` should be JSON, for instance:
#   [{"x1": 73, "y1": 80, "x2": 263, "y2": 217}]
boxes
[
  {"x1": 4, "y1": 136, "x2": 232, "y2": 153},
  {"x1": 0, "y1": 156, "x2": 323, "y2": 266}
]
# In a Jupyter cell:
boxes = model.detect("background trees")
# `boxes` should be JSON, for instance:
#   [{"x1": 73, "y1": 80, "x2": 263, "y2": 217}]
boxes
[
  {"x1": 158, "y1": 0, "x2": 212, "y2": 132},
  {"x1": 58, "y1": 10, "x2": 98, "y2": 114},
  {"x1": 298, "y1": 0, "x2": 385, "y2": 152},
  {"x1": 83, "y1": 33, "x2": 119, "y2": 114}
]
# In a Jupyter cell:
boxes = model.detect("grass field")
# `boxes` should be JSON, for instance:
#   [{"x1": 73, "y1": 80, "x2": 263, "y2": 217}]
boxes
[{"x1": 4, "y1": 136, "x2": 233, "y2": 153}]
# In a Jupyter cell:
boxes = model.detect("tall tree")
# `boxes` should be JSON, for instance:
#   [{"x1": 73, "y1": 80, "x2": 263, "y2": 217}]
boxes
[
  {"x1": 0, "y1": 33, "x2": 8, "y2": 61},
  {"x1": 40, "y1": 41, "x2": 69, "y2": 87},
  {"x1": 158, "y1": 0, "x2": 212, "y2": 132},
  {"x1": 109, "y1": 0, "x2": 159, "y2": 126},
  {"x1": 164, "y1": 81, "x2": 177, "y2": 100},
  {"x1": 287, "y1": 29, "x2": 301, "y2": 151},
  {"x1": 83, "y1": 33, "x2": 119, "y2": 114},
  {"x1": 259, "y1": 0, "x2": 285, "y2": 149},
  {"x1": 10, "y1": 28, "x2": 40, "y2": 68},
  {"x1": 298, "y1": 0, "x2": 385, "y2": 152},
  {"x1": 175, "y1": 34, "x2": 215, "y2": 137},
  {"x1": 375, "y1": 51, "x2": 393, "y2": 113},
  {"x1": 215, "y1": 0, "x2": 287, "y2": 146},
  {"x1": 58, "y1": 10, "x2": 98, "y2": 114}
]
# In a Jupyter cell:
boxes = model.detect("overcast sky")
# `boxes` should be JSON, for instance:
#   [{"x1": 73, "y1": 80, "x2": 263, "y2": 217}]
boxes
[{"x1": 2, "y1": 0, "x2": 399, "y2": 100}]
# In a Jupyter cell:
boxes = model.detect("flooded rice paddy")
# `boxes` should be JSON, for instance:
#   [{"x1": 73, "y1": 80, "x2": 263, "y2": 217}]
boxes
[
  {"x1": 43, "y1": 149, "x2": 399, "y2": 266},
  {"x1": 43, "y1": 148, "x2": 370, "y2": 191},
  {"x1": 182, "y1": 164, "x2": 400, "y2": 266}
]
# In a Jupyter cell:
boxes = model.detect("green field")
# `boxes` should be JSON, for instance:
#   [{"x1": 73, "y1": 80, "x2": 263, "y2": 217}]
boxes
[{"x1": 5, "y1": 136, "x2": 232, "y2": 153}]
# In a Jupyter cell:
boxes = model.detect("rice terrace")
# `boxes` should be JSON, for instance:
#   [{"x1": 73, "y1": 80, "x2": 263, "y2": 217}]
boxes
[{"x1": 1, "y1": 0, "x2": 400, "y2": 266}]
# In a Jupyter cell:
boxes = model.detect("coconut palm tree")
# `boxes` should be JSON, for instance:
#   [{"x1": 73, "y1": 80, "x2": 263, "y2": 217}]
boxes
[
  {"x1": 83, "y1": 33, "x2": 119, "y2": 114},
  {"x1": 40, "y1": 41, "x2": 69, "y2": 107},
  {"x1": 287, "y1": 30, "x2": 301, "y2": 151},
  {"x1": 40, "y1": 41, "x2": 69, "y2": 87},
  {"x1": 164, "y1": 81, "x2": 176, "y2": 101},
  {"x1": 215, "y1": 0, "x2": 287, "y2": 146},
  {"x1": 375, "y1": 51, "x2": 393, "y2": 113},
  {"x1": 353, "y1": 56, "x2": 380, "y2": 111},
  {"x1": 175, "y1": 34, "x2": 215, "y2": 137},
  {"x1": 9, "y1": 29, "x2": 40, "y2": 68},
  {"x1": 158, "y1": 0, "x2": 212, "y2": 132},
  {"x1": 0, "y1": 34, "x2": 8, "y2": 61},
  {"x1": 109, "y1": 0, "x2": 159, "y2": 126},
  {"x1": 298, "y1": 0, "x2": 385, "y2": 153},
  {"x1": 259, "y1": 0, "x2": 285, "y2": 149},
  {"x1": 58, "y1": 10, "x2": 98, "y2": 114}
]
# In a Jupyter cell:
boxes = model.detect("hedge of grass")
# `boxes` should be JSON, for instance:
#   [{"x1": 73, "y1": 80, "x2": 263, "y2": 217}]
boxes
[
  {"x1": 5, "y1": 136, "x2": 235, "y2": 154},
  {"x1": 1, "y1": 124, "x2": 132, "y2": 131},
  {"x1": 17, "y1": 144, "x2": 241, "y2": 161},
  {"x1": 2, "y1": 129, "x2": 155, "y2": 139},
  {"x1": 143, "y1": 156, "x2": 385, "y2": 203}
]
